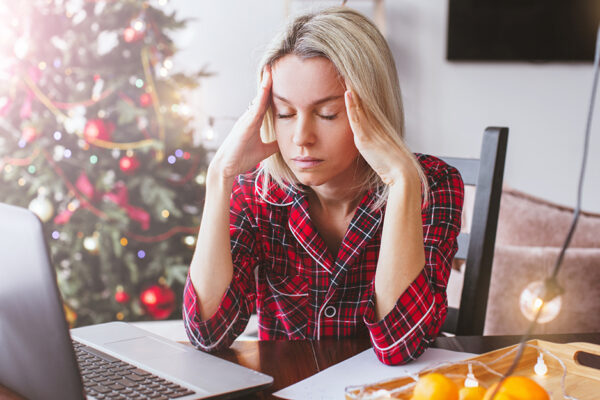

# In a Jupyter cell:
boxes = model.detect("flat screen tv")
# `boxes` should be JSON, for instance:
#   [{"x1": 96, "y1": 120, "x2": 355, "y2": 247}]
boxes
[{"x1": 447, "y1": 0, "x2": 600, "y2": 62}]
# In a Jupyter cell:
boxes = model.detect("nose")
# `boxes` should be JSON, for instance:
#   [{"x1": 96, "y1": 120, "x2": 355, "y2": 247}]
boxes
[{"x1": 292, "y1": 114, "x2": 316, "y2": 146}]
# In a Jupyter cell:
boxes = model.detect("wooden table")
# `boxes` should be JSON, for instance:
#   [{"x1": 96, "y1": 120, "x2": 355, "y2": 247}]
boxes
[
  {"x1": 216, "y1": 333, "x2": 600, "y2": 399},
  {"x1": 1, "y1": 333, "x2": 599, "y2": 399}
]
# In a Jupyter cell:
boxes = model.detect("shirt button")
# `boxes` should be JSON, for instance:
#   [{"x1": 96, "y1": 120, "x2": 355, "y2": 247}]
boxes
[{"x1": 324, "y1": 305, "x2": 336, "y2": 318}]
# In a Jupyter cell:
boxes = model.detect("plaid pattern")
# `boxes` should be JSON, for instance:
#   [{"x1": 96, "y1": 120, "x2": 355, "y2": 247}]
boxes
[{"x1": 183, "y1": 154, "x2": 464, "y2": 365}]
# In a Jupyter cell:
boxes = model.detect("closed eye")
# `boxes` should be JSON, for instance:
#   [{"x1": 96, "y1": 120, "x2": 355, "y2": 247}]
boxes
[
  {"x1": 276, "y1": 113, "x2": 295, "y2": 119},
  {"x1": 319, "y1": 114, "x2": 338, "y2": 120}
]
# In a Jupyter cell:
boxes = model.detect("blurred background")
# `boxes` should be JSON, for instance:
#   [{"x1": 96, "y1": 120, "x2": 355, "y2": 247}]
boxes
[{"x1": 1, "y1": 0, "x2": 598, "y2": 327}]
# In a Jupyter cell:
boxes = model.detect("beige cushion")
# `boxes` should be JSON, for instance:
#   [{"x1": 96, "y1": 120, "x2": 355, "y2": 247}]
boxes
[{"x1": 495, "y1": 188, "x2": 600, "y2": 248}]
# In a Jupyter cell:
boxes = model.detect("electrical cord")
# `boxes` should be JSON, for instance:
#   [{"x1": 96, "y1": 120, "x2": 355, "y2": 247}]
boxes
[{"x1": 490, "y1": 24, "x2": 600, "y2": 397}]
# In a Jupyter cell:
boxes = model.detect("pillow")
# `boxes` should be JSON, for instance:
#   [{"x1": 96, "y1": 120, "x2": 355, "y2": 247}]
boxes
[{"x1": 495, "y1": 188, "x2": 600, "y2": 248}]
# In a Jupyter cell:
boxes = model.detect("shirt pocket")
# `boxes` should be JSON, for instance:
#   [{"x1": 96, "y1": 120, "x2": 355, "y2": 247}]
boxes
[{"x1": 263, "y1": 270, "x2": 309, "y2": 339}]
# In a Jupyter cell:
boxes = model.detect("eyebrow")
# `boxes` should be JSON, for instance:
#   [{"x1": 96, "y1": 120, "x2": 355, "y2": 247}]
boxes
[{"x1": 272, "y1": 93, "x2": 344, "y2": 106}]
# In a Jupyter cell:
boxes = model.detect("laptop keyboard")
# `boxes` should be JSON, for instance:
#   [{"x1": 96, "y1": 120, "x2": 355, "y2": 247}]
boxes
[{"x1": 73, "y1": 340, "x2": 196, "y2": 400}]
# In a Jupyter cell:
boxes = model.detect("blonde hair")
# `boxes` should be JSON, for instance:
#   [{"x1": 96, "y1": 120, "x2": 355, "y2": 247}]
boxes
[{"x1": 257, "y1": 6, "x2": 428, "y2": 208}]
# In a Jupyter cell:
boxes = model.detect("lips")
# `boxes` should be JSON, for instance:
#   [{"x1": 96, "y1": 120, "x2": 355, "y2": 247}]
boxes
[{"x1": 291, "y1": 156, "x2": 323, "y2": 169}]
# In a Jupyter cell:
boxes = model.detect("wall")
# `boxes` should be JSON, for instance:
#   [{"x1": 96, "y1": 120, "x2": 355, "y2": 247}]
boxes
[{"x1": 169, "y1": 0, "x2": 600, "y2": 212}]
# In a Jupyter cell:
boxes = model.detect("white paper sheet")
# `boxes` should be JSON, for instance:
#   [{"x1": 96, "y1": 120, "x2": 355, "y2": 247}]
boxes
[{"x1": 273, "y1": 347, "x2": 476, "y2": 400}]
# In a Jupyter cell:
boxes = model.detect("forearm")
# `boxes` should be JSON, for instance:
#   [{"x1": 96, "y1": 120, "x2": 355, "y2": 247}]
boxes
[
  {"x1": 374, "y1": 179, "x2": 425, "y2": 320},
  {"x1": 189, "y1": 162, "x2": 236, "y2": 320}
]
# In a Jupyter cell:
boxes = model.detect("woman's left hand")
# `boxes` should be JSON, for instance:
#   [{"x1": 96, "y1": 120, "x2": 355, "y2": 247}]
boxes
[{"x1": 344, "y1": 88, "x2": 419, "y2": 187}]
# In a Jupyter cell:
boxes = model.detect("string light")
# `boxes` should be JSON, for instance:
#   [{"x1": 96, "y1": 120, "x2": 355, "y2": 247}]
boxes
[
  {"x1": 120, "y1": 237, "x2": 128, "y2": 247},
  {"x1": 195, "y1": 172, "x2": 206, "y2": 185},
  {"x1": 67, "y1": 201, "x2": 79, "y2": 212},
  {"x1": 204, "y1": 117, "x2": 216, "y2": 141},
  {"x1": 534, "y1": 352, "x2": 548, "y2": 376},
  {"x1": 83, "y1": 234, "x2": 99, "y2": 254},
  {"x1": 131, "y1": 18, "x2": 146, "y2": 32},
  {"x1": 161, "y1": 209, "x2": 170, "y2": 218},
  {"x1": 183, "y1": 235, "x2": 196, "y2": 247},
  {"x1": 14, "y1": 37, "x2": 29, "y2": 59},
  {"x1": 464, "y1": 363, "x2": 479, "y2": 387},
  {"x1": 519, "y1": 280, "x2": 562, "y2": 323}
]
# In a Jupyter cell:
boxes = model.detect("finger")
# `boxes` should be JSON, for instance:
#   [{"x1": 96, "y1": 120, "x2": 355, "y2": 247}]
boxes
[
  {"x1": 345, "y1": 90, "x2": 362, "y2": 127},
  {"x1": 256, "y1": 64, "x2": 272, "y2": 113},
  {"x1": 247, "y1": 65, "x2": 272, "y2": 121}
]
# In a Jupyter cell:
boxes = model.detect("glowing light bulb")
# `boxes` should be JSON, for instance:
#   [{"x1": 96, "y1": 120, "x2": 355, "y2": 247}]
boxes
[
  {"x1": 464, "y1": 363, "x2": 479, "y2": 387},
  {"x1": 14, "y1": 37, "x2": 30, "y2": 59},
  {"x1": 204, "y1": 125, "x2": 215, "y2": 141},
  {"x1": 519, "y1": 280, "x2": 562, "y2": 323},
  {"x1": 534, "y1": 352, "x2": 548, "y2": 376},
  {"x1": 131, "y1": 18, "x2": 146, "y2": 32}
]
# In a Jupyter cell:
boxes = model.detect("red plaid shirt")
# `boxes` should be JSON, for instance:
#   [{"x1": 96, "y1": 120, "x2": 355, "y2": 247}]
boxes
[{"x1": 183, "y1": 154, "x2": 463, "y2": 365}]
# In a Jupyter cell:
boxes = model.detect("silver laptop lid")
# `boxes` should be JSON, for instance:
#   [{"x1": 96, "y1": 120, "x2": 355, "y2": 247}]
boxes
[{"x1": 0, "y1": 202, "x2": 85, "y2": 400}]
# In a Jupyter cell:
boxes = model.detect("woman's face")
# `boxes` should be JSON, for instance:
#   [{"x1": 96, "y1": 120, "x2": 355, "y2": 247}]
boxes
[{"x1": 271, "y1": 55, "x2": 362, "y2": 189}]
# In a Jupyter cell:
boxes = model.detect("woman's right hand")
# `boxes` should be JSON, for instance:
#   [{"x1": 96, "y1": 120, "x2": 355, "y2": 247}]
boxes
[{"x1": 209, "y1": 65, "x2": 278, "y2": 181}]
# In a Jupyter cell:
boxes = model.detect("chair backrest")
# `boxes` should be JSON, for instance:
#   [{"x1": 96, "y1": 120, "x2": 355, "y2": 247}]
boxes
[{"x1": 439, "y1": 126, "x2": 509, "y2": 335}]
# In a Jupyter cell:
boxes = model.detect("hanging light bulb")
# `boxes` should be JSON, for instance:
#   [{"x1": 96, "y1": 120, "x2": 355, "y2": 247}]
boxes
[
  {"x1": 519, "y1": 279, "x2": 562, "y2": 323},
  {"x1": 204, "y1": 117, "x2": 216, "y2": 141}
]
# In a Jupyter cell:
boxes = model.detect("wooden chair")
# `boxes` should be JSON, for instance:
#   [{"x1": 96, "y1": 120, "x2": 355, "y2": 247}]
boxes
[{"x1": 439, "y1": 126, "x2": 509, "y2": 336}]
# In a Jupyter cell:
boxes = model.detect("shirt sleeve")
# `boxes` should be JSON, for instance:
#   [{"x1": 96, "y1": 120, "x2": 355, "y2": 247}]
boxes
[
  {"x1": 182, "y1": 176, "x2": 259, "y2": 352},
  {"x1": 363, "y1": 164, "x2": 464, "y2": 365}
]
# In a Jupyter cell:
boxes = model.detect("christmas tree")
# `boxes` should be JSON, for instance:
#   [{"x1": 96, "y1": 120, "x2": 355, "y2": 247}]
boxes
[{"x1": 0, "y1": 0, "x2": 209, "y2": 326}]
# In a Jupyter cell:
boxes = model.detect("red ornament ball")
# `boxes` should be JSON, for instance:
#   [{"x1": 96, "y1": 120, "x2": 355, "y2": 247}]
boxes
[
  {"x1": 84, "y1": 119, "x2": 113, "y2": 143},
  {"x1": 21, "y1": 126, "x2": 38, "y2": 143},
  {"x1": 115, "y1": 289, "x2": 130, "y2": 304},
  {"x1": 140, "y1": 285, "x2": 175, "y2": 320},
  {"x1": 139, "y1": 92, "x2": 152, "y2": 108},
  {"x1": 119, "y1": 155, "x2": 140, "y2": 174},
  {"x1": 123, "y1": 27, "x2": 144, "y2": 43}
]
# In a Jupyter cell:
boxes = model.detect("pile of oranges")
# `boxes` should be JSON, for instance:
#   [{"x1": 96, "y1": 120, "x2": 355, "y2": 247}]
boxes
[{"x1": 410, "y1": 372, "x2": 549, "y2": 400}]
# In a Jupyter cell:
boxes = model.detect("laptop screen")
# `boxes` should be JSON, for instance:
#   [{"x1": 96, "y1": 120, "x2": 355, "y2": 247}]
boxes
[{"x1": 0, "y1": 203, "x2": 85, "y2": 400}]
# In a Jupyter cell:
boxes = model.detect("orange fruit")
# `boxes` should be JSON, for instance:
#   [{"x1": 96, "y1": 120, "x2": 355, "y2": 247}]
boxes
[
  {"x1": 411, "y1": 372, "x2": 459, "y2": 400},
  {"x1": 483, "y1": 376, "x2": 549, "y2": 400},
  {"x1": 459, "y1": 386, "x2": 487, "y2": 400}
]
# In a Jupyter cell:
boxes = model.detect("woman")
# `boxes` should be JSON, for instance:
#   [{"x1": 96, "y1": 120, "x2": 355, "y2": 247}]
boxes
[{"x1": 183, "y1": 6, "x2": 463, "y2": 366}]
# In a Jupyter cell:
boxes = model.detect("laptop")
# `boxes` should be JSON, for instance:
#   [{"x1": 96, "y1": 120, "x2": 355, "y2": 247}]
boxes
[{"x1": 0, "y1": 202, "x2": 273, "y2": 400}]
